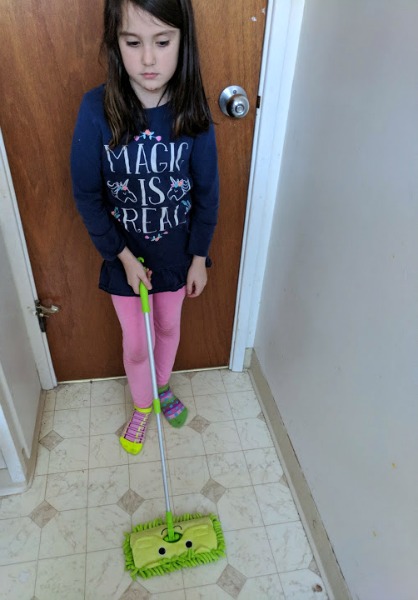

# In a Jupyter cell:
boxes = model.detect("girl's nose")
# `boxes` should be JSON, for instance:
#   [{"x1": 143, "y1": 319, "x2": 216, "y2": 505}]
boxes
[{"x1": 142, "y1": 45, "x2": 156, "y2": 66}]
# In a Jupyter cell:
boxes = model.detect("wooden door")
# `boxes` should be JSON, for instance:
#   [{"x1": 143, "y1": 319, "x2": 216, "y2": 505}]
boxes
[{"x1": 0, "y1": 0, "x2": 266, "y2": 381}]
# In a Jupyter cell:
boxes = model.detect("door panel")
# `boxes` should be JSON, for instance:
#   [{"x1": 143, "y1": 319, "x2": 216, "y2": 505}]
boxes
[
  {"x1": 0, "y1": 0, "x2": 266, "y2": 380},
  {"x1": 0, "y1": 233, "x2": 41, "y2": 458}
]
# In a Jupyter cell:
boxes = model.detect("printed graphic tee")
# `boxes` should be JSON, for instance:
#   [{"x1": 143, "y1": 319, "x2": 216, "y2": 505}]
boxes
[{"x1": 71, "y1": 85, "x2": 219, "y2": 296}]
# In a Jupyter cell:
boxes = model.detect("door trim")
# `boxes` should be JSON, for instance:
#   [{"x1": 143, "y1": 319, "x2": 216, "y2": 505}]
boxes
[
  {"x1": 230, "y1": 0, "x2": 306, "y2": 371},
  {"x1": 0, "y1": 130, "x2": 56, "y2": 390}
]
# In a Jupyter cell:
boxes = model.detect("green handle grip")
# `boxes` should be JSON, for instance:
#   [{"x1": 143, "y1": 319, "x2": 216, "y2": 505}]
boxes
[
  {"x1": 138, "y1": 257, "x2": 150, "y2": 313},
  {"x1": 139, "y1": 282, "x2": 150, "y2": 313}
]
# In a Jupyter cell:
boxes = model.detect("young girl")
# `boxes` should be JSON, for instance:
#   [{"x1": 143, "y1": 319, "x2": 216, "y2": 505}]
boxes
[{"x1": 71, "y1": 0, "x2": 219, "y2": 456}]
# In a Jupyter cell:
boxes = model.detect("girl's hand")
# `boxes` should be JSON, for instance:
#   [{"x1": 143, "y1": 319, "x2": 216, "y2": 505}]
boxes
[
  {"x1": 187, "y1": 256, "x2": 207, "y2": 298},
  {"x1": 118, "y1": 247, "x2": 152, "y2": 293}
]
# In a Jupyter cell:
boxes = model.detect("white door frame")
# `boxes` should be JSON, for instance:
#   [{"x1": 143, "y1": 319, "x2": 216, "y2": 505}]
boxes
[
  {"x1": 0, "y1": 130, "x2": 56, "y2": 390},
  {"x1": 230, "y1": 0, "x2": 306, "y2": 371}
]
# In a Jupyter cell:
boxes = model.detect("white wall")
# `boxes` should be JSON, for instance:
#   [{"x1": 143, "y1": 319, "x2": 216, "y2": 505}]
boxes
[{"x1": 255, "y1": 1, "x2": 418, "y2": 599}]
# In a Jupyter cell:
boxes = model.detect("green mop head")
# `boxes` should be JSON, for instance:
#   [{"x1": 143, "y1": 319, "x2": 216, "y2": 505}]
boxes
[{"x1": 123, "y1": 512, "x2": 226, "y2": 579}]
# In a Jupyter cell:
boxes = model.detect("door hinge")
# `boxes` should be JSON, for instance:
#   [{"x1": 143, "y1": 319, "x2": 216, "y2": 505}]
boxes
[{"x1": 34, "y1": 300, "x2": 60, "y2": 333}]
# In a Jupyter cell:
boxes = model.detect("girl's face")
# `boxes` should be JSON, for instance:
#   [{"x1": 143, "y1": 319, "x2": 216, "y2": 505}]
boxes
[{"x1": 118, "y1": 1, "x2": 181, "y2": 108}]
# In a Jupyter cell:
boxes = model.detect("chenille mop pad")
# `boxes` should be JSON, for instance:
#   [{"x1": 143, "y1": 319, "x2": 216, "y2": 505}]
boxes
[{"x1": 123, "y1": 278, "x2": 226, "y2": 579}]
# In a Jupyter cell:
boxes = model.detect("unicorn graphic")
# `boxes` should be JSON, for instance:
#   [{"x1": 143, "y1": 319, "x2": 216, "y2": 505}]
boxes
[
  {"x1": 107, "y1": 179, "x2": 137, "y2": 203},
  {"x1": 167, "y1": 177, "x2": 191, "y2": 203}
]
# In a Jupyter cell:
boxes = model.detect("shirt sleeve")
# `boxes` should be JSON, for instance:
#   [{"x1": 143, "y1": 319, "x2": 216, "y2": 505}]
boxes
[
  {"x1": 70, "y1": 94, "x2": 126, "y2": 261},
  {"x1": 187, "y1": 123, "x2": 219, "y2": 257}
]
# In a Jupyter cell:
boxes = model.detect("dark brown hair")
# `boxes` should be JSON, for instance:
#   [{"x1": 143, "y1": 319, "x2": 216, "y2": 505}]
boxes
[{"x1": 103, "y1": 0, "x2": 211, "y2": 147}]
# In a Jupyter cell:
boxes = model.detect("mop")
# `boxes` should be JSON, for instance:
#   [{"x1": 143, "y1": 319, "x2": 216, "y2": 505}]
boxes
[{"x1": 123, "y1": 281, "x2": 226, "y2": 579}]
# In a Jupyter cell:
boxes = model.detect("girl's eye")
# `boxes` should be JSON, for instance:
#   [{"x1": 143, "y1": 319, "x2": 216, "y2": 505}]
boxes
[
  {"x1": 157, "y1": 40, "x2": 170, "y2": 47},
  {"x1": 126, "y1": 41, "x2": 140, "y2": 47}
]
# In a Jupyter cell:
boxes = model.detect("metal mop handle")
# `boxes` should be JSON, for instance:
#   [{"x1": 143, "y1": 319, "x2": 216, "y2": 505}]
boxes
[{"x1": 139, "y1": 281, "x2": 176, "y2": 541}]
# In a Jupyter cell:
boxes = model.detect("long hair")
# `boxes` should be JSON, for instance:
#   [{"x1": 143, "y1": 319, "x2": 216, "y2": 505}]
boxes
[{"x1": 103, "y1": 0, "x2": 211, "y2": 147}]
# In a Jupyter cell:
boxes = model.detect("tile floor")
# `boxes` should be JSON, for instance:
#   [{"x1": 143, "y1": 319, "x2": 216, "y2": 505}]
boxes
[{"x1": 0, "y1": 369, "x2": 329, "y2": 600}]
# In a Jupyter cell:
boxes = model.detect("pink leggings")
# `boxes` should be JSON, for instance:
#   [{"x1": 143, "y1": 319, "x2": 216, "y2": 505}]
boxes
[{"x1": 111, "y1": 287, "x2": 186, "y2": 408}]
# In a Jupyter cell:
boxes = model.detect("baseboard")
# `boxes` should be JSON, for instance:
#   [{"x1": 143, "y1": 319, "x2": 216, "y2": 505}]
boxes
[
  {"x1": 24, "y1": 389, "x2": 46, "y2": 486},
  {"x1": 250, "y1": 350, "x2": 351, "y2": 600}
]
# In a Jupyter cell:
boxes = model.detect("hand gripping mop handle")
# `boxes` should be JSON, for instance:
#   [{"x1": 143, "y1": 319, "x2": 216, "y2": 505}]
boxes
[{"x1": 139, "y1": 281, "x2": 177, "y2": 542}]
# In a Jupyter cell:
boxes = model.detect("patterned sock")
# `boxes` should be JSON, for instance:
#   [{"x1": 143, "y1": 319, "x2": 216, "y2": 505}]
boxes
[
  {"x1": 158, "y1": 385, "x2": 188, "y2": 428},
  {"x1": 119, "y1": 405, "x2": 152, "y2": 455}
]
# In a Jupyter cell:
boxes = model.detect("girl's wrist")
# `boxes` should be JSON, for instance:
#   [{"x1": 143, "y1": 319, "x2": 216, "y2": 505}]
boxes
[
  {"x1": 192, "y1": 255, "x2": 206, "y2": 264},
  {"x1": 118, "y1": 247, "x2": 134, "y2": 264}
]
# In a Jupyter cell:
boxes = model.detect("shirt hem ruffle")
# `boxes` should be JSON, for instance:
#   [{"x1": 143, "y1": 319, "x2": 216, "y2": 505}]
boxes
[{"x1": 98, "y1": 260, "x2": 192, "y2": 296}]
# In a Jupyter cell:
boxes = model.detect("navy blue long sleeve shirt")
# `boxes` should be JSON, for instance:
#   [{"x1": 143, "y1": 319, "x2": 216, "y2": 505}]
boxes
[{"x1": 70, "y1": 85, "x2": 219, "y2": 295}]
